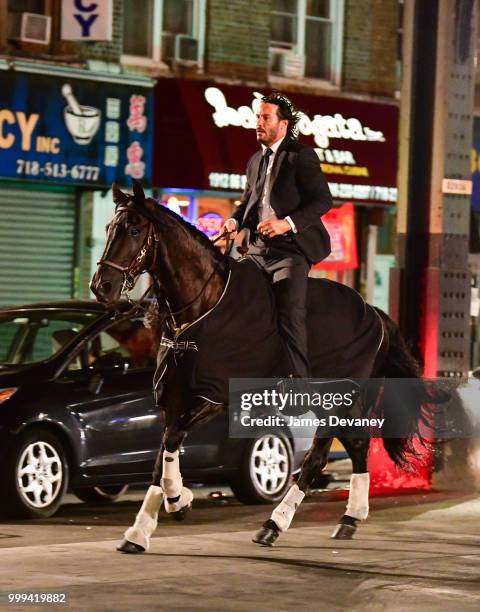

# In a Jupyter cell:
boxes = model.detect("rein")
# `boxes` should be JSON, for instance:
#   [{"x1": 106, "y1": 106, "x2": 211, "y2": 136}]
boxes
[{"x1": 160, "y1": 229, "x2": 233, "y2": 334}]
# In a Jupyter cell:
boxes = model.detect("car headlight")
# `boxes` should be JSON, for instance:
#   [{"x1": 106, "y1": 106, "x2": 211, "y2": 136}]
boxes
[{"x1": 0, "y1": 388, "x2": 18, "y2": 404}]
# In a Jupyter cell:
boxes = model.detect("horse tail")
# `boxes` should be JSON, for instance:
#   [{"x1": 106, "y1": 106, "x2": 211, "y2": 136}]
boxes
[{"x1": 372, "y1": 308, "x2": 447, "y2": 468}]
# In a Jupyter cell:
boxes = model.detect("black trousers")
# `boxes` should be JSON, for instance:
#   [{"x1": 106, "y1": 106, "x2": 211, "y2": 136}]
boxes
[{"x1": 248, "y1": 235, "x2": 310, "y2": 378}]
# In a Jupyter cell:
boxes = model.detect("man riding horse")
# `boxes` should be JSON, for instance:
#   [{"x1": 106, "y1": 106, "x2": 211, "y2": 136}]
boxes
[{"x1": 221, "y1": 92, "x2": 332, "y2": 379}]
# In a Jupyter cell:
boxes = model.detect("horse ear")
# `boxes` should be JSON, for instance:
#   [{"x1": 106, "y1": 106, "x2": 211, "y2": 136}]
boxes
[
  {"x1": 132, "y1": 179, "x2": 146, "y2": 203},
  {"x1": 112, "y1": 182, "x2": 129, "y2": 204}
]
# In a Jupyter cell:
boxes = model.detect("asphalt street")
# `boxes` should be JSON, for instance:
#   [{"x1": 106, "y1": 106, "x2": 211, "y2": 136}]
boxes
[{"x1": 0, "y1": 486, "x2": 479, "y2": 612}]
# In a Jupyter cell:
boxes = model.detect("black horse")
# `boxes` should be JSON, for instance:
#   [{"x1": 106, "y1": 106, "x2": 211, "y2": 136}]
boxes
[{"x1": 91, "y1": 181, "x2": 438, "y2": 553}]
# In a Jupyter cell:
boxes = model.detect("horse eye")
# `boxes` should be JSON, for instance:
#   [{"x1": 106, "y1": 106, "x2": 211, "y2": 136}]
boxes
[{"x1": 129, "y1": 227, "x2": 140, "y2": 237}]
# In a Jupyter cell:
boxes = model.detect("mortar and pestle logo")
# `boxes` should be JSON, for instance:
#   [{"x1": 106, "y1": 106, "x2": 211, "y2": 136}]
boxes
[{"x1": 62, "y1": 84, "x2": 101, "y2": 145}]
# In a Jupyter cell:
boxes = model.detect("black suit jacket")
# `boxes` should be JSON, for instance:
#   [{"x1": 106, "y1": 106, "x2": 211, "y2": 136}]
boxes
[{"x1": 233, "y1": 137, "x2": 332, "y2": 265}]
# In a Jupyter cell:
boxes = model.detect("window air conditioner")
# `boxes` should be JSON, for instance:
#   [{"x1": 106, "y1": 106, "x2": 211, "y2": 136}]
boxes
[
  {"x1": 269, "y1": 47, "x2": 304, "y2": 79},
  {"x1": 174, "y1": 34, "x2": 199, "y2": 66},
  {"x1": 8, "y1": 12, "x2": 52, "y2": 45}
]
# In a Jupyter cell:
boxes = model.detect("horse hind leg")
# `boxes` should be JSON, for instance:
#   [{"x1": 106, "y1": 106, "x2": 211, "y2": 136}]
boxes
[
  {"x1": 331, "y1": 438, "x2": 370, "y2": 540},
  {"x1": 253, "y1": 438, "x2": 333, "y2": 547}
]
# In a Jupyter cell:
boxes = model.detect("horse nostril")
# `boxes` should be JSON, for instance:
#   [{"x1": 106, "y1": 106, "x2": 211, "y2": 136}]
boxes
[{"x1": 101, "y1": 281, "x2": 113, "y2": 294}]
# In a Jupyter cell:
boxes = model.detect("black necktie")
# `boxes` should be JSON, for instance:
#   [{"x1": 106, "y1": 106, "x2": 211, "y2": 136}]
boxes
[{"x1": 255, "y1": 148, "x2": 273, "y2": 201}]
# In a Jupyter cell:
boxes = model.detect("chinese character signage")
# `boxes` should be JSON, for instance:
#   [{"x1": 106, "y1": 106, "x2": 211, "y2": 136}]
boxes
[{"x1": 0, "y1": 71, "x2": 153, "y2": 187}]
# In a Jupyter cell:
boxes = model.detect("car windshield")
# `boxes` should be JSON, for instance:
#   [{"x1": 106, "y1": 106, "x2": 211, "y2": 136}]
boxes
[{"x1": 0, "y1": 309, "x2": 100, "y2": 365}]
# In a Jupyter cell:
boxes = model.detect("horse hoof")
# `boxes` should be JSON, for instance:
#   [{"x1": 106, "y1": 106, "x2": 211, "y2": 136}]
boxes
[
  {"x1": 252, "y1": 520, "x2": 280, "y2": 547},
  {"x1": 331, "y1": 523, "x2": 357, "y2": 540},
  {"x1": 171, "y1": 503, "x2": 192, "y2": 522},
  {"x1": 117, "y1": 539, "x2": 146, "y2": 554}
]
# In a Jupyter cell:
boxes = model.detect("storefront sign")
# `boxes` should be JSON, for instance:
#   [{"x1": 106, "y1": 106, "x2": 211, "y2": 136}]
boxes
[
  {"x1": 0, "y1": 70, "x2": 153, "y2": 187},
  {"x1": 154, "y1": 79, "x2": 398, "y2": 205},
  {"x1": 442, "y1": 178, "x2": 472, "y2": 195},
  {"x1": 313, "y1": 203, "x2": 358, "y2": 271},
  {"x1": 61, "y1": 0, "x2": 113, "y2": 41},
  {"x1": 204, "y1": 87, "x2": 386, "y2": 149},
  {"x1": 471, "y1": 117, "x2": 480, "y2": 211},
  {"x1": 196, "y1": 212, "x2": 224, "y2": 237}
]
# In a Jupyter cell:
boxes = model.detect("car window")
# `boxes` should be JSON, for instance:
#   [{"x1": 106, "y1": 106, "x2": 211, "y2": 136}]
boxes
[
  {"x1": 85, "y1": 317, "x2": 156, "y2": 371},
  {"x1": 0, "y1": 321, "x2": 18, "y2": 362},
  {"x1": 0, "y1": 310, "x2": 99, "y2": 365}
]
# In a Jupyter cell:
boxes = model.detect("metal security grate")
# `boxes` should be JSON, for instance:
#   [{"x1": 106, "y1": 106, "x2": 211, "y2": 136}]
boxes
[{"x1": 0, "y1": 187, "x2": 77, "y2": 308}]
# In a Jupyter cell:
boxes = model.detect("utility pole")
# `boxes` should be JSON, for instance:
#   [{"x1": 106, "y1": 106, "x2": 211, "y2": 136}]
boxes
[{"x1": 392, "y1": 0, "x2": 476, "y2": 377}]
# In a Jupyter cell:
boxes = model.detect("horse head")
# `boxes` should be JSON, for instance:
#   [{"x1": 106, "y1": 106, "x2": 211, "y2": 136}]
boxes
[{"x1": 90, "y1": 180, "x2": 160, "y2": 304}]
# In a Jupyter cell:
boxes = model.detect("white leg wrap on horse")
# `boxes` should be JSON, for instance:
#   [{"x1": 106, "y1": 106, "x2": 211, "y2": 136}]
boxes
[
  {"x1": 160, "y1": 450, "x2": 183, "y2": 499},
  {"x1": 346, "y1": 473, "x2": 370, "y2": 520},
  {"x1": 270, "y1": 484, "x2": 305, "y2": 532},
  {"x1": 124, "y1": 485, "x2": 163, "y2": 551},
  {"x1": 164, "y1": 486, "x2": 194, "y2": 513}
]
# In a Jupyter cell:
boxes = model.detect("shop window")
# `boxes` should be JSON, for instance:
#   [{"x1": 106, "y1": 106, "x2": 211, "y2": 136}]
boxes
[
  {"x1": 122, "y1": 0, "x2": 206, "y2": 68},
  {"x1": 269, "y1": 0, "x2": 344, "y2": 84}
]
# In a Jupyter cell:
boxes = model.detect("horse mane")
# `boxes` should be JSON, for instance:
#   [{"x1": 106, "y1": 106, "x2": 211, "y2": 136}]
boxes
[
  {"x1": 139, "y1": 197, "x2": 228, "y2": 344},
  {"x1": 144, "y1": 197, "x2": 227, "y2": 268}
]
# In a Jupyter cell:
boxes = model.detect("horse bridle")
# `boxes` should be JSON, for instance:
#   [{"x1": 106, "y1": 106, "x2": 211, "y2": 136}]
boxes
[{"x1": 97, "y1": 205, "x2": 161, "y2": 295}]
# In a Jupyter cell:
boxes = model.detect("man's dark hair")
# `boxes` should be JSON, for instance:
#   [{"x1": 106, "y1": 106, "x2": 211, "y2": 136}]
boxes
[{"x1": 261, "y1": 92, "x2": 302, "y2": 140}]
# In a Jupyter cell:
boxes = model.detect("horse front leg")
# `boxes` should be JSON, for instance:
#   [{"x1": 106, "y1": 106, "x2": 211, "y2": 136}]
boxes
[
  {"x1": 161, "y1": 398, "x2": 224, "y2": 517},
  {"x1": 117, "y1": 444, "x2": 166, "y2": 554},
  {"x1": 253, "y1": 437, "x2": 333, "y2": 547},
  {"x1": 331, "y1": 438, "x2": 370, "y2": 540},
  {"x1": 117, "y1": 430, "x2": 192, "y2": 555},
  {"x1": 118, "y1": 397, "x2": 224, "y2": 554},
  {"x1": 160, "y1": 428, "x2": 193, "y2": 519}
]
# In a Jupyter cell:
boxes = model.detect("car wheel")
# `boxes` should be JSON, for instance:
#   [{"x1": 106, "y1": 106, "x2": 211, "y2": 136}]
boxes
[
  {"x1": 229, "y1": 432, "x2": 293, "y2": 504},
  {"x1": 73, "y1": 484, "x2": 129, "y2": 504},
  {"x1": 0, "y1": 428, "x2": 69, "y2": 519}
]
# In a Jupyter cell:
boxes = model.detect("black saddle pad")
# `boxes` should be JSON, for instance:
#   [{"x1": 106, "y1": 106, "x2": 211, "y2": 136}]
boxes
[
  {"x1": 171, "y1": 259, "x2": 384, "y2": 404},
  {"x1": 307, "y1": 278, "x2": 384, "y2": 379}
]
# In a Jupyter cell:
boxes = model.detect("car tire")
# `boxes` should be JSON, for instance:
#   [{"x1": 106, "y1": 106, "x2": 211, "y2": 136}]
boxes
[
  {"x1": 229, "y1": 432, "x2": 293, "y2": 504},
  {"x1": 73, "y1": 484, "x2": 129, "y2": 504},
  {"x1": 0, "y1": 428, "x2": 69, "y2": 519}
]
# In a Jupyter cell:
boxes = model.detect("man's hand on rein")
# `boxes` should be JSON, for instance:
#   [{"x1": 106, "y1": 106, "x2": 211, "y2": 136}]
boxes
[
  {"x1": 218, "y1": 218, "x2": 238, "y2": 241},
  {"x1": 257, "y1": 219, "x2": 291, "y2": 238},
  {"x1": 213, "y1": 218, "x2": 237, "y2": 252}
]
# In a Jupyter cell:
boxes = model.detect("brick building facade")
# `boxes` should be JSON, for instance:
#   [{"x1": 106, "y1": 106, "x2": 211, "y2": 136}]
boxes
[{"x1": 0, "y1": 0, "x2": 400, "y2": 301}]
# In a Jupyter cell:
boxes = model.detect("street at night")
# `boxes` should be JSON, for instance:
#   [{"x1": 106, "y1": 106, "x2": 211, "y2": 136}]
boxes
[
  {"x1": 1, "y1": 486, "x2": 480, "y2": 611},
  {"x1": 1, "y1": 1, "x2": 480, "y2": 611}
]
